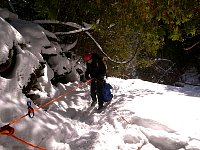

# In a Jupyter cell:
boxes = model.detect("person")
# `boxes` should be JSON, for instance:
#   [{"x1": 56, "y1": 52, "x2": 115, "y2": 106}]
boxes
[{"x1": 83, "y1": 52, "x2": 107, "y2": 110}]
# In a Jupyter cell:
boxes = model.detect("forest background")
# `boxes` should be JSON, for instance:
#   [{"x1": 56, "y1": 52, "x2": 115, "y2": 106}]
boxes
[{"x1": 1, "y1": 0, "x2": 200, "y2": 85}]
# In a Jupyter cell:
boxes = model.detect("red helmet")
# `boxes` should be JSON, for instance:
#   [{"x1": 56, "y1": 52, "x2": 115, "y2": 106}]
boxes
[{"x1": 83, "y1": 53, "x2": 92, "y2": 61}]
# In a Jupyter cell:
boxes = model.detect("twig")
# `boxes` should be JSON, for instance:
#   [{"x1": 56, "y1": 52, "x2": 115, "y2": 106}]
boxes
[
  {"x1": 7, "y1": 0, "x2": 16, "y2": 13},
  {"x1": 137, "y1": 141, "x2": 146, "y2": 150},
  {"x1": 157, "y1": 63, "x2": 175, "y2": 83},
  {"x1": 183, "y1": 41, "x2": 200, "y2": 51}
]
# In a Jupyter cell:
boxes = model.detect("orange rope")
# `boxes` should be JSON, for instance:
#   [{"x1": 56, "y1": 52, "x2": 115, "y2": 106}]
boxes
[
  {"x1": 11, "y1": 134, "x2": 46, "y2": 150},
  {"x1": 1, "y1": 80, "x2": 92, "y2": 149},
  {"x1": 0, "y1": 125, "x2": 14, "y2": 135},
  {"x1": 34, "y1": 79, "x2": 92, "y2": 112},
  {"x1": 7, "y1": 114, "x2": 28, "y2": 126},
  {"x1": 0, "y1": 125, "x2": 45, "y2": 149},
  {"x1": 8, "y1": 79, "x2": 92, "y2": 126}
]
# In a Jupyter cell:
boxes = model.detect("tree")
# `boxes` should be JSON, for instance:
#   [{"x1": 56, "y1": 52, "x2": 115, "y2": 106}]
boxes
[{"x1": 3, "y1": 0, "x2": 200, "y2": 81}]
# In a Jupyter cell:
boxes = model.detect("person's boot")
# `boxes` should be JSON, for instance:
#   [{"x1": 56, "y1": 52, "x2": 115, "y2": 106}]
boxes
[
  {"x1": 90, "y1": 101, "x2": 97, "y2": 107},
  {"x1": 97, "y1": 105, "x2": 103, "y2": 110}
]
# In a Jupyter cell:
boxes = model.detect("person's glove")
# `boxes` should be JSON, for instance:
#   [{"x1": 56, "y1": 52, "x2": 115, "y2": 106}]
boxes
[
  {"x1": 81, "y1": 76, "x2": 91, "y2": 83},
  {"x1": 82, "y1": 78, "x2": 87, "y2": 83}
]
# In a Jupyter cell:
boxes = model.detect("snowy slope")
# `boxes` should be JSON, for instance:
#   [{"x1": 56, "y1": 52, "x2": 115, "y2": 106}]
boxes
[{"x1": 1, "y1": 77, "x2": 200, "y2": 150}]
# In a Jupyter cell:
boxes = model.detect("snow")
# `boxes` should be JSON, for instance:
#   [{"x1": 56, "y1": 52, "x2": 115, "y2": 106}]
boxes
[
  {"x1": 0, "y1": 8, "x2": 200, "y2": 150},
  {"x1": 0, "y1": 8, "x2": 18, "y2": 19},
  {"x1": 0, "y1": 17, "x2": 24, "y2": 64}
]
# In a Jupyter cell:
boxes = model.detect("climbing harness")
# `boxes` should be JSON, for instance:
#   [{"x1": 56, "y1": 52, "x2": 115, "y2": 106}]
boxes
[{"x1": 0, "y1": 79, "x2": 92, "y2": 150}]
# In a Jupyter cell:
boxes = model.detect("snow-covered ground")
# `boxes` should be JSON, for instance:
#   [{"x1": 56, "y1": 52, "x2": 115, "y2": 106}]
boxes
[
  {"x1": 1, "y1": 8, "x2": 200, "y2": 150},
  {"x1": 1, "y1": 77, "x2": 200, "y2": 150}
]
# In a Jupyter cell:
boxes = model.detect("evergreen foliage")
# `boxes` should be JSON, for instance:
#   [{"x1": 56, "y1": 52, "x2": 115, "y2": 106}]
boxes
[{"x1": 1, "y1": 0, "x2": 200, "y2": 83}]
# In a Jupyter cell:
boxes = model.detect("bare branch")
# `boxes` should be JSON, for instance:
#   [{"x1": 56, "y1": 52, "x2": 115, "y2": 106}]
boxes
[
  {"x1": 33, "y1": 20, "x2": 137, "y2": 64},
  {"x1": 54, "y1": 27, "x2": 91, "y2": 35},
  {"x1": 153, "y1": 58, "x2": 173, "y2": 72},
  {"x1": 8, "y1": 0, "x2": 16, "y2": 13},
  {"x1": 153, "y1": 59, "x2": 176, "y2": 83},
  {"x1": 85, "y1": 30, "x2": 137, "y2": 64},
  {"x1": 7, "y1": 0, "x2": 16, "y2": 13},
  {"x1": 33, "y1": 20, "x2": 85, "y2": 29},
  {"x1": 183, "y1": 40, "x2": 200, "y2": 51}
]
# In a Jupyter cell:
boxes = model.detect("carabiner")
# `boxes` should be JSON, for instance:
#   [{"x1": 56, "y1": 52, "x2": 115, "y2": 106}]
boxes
[{"x1": 27, "y1": 101, "x2": 34, "y2": 118}]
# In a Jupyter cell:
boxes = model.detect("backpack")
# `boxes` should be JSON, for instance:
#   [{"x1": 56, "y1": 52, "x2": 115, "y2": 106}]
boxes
[{"x1": 102, "y1": 82, "x2": 113, "y2": 102}]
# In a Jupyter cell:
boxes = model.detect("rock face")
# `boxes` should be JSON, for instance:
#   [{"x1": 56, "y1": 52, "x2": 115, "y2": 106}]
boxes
[
  {"x1": 0, "y1": 8, "x2": 85, "y2": 103},
  {"x1": 0, "y1": 16, "x2": 24, "y2": 77},
  {"x1": 0, "y1": 48, "x2": 14, "y2": 74}
]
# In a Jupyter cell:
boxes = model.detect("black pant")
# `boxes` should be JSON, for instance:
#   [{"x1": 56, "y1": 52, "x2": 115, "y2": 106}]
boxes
[{"x1": 90, "y1": 79, "x2": 104, "y2": 107}]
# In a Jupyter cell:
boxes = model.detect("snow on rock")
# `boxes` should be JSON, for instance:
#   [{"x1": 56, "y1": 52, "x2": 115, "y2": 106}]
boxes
[
  {"x1": 62, "y1": 39, "x2": 78, "y2": 52},
  {"x1": 186, "y1": 139, "x2": 200, "y2": 150},
  {"x1": 10, "y1": 19, "x2": 50, "y2": 62},
  {"x1": 141, "y1": 127, "x2": 188, "y2": 150},
  {"x1": 37, "y1": 63, "x2": 55, "y2": 96},
  {"x1": 0, "y1": 8, "x2": 18, "y2": 19},
  {"x1": 0, "y1": 17, "x2": 24, "y2": 64},
  {"x1": 12, "y1": 51, "x2": 40, "y2": 88},
  {"x1": 41, "y1": 42, "x2": 60, "y2": 55},
  {"x1": 48, "y1": 55, "x2": 71, "y2": 75}
]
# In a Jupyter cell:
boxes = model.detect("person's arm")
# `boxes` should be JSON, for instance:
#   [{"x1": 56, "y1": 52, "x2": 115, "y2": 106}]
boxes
[
  {"x1": 85, "y1": 63, "x2": 91, "y2": 80},
  {"x1": 96, "y1": 60, "x2": 106, "y2": 79}
]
